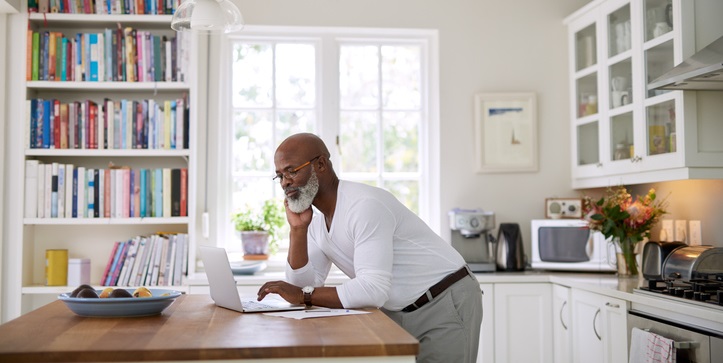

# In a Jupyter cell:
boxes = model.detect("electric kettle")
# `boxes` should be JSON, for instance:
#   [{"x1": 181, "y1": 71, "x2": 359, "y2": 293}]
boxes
[{"x1": 495, "y1": 223, "x2": 525, "y2": 271}]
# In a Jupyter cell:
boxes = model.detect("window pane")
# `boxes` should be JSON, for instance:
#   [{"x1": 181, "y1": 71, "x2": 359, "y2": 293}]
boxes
[
  {"x1": 232, "y1": 110, "x2": 274, "y2": 172},
  {"x1": 384, "y1": 180, "x2": 419, "y2": 214},
  {"x1": 340, "y1": 111, "x2": 378, "y2": 172},
  {"x1": 340, "y1": 45, "x2": 379, "y2": 109},
  {"x1": 232, "y1": 177, "x2": 275, "y2": 217},
  {"x1": 276, "y1": 110, "x2": 316, "y2": 140},
  {"x1": 381, "y1": 45, "x2": 421, "y2": 109},
  {"x1": 384, "y1": 111, "x2": 419, "y2": 172},
  {"x1": 232, "y1": 43, "x2": 273, "y2": 108},
  {"x1": 276, "y1": 44, "x2": 316, "y2": 108}
]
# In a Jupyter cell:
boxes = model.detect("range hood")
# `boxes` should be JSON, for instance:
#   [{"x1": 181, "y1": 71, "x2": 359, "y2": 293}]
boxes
[{"x1": 648, "y1": 35, "x2": 723, "y2": 91}]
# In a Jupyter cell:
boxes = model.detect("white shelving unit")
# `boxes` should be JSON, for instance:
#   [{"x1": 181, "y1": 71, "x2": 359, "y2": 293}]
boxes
[
  {"x1": 2, "y1": 5, "x2": 199, "y2": 321},
  {"x1": 565, "y1": 0, "x2": 723, "y2": 189}
]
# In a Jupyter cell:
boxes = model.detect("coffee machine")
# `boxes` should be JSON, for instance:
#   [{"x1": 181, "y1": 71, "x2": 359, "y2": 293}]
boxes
[{"x1": 448, "y1": 208, "x2": 496, "y2": 272}]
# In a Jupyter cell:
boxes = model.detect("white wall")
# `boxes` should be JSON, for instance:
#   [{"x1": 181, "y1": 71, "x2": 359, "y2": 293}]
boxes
[{"x1": 233, "y1": 0, "x2": 591, "y2": 255}]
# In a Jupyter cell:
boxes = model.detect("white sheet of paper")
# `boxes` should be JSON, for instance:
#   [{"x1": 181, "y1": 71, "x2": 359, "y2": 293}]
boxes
[{"x1": 263, "y1": 309, "x2": 371, "y2": 319}]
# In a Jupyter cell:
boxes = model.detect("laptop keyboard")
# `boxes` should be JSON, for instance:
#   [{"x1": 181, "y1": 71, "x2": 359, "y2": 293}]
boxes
[{"x1": 242, "y1": 300, "x2": 277, "y2": 310}]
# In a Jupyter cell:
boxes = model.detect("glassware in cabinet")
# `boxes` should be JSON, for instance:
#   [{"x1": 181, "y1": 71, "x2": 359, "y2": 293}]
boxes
[
  {"x1": 607, "y1": 3, "x2": 631, "y2": 57},
  {"x1": 645, "y1": 99, "x2": 676, "y2": 156},
  {"x1": 576, "y1": 73, "x2": 598, "y2": 118},
  {"x1": 575, "y1": 24, "x2": 597, "y2": 72},
  {"x1": 610, "y1": 111, "x2": 634, "y2": 161},
  {"x1": 608, "y1": 58, "x2": 632, "y2": 109},
  {"x1": 644, "y1": 0, "x2": 673, "y2": 42}
]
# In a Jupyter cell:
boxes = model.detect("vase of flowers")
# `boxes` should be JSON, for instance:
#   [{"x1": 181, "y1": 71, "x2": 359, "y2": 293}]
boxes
[{"x1": 583, "y1": 186, "x2": 668, "y2": 276}]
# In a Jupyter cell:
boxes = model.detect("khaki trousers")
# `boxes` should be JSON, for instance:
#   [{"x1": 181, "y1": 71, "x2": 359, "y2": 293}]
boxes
[{"x1": 382, "y1": 272, "x2": 483, "y2": 363}]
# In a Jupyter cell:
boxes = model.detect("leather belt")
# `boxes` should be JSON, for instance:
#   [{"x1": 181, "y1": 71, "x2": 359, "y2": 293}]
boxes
[{"x1": 402, "y1": 266, "x2": 472, "y2": 313}]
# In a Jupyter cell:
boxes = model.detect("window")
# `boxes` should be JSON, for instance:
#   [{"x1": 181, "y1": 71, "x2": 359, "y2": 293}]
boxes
[{"x1": 215, "y1": 27, "x2": 439, "y2": 254}]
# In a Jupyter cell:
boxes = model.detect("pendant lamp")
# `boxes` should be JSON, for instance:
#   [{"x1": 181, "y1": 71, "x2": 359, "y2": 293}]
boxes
[{"x1": 171, "y1": 0, "x2": 244, "y2": 33}]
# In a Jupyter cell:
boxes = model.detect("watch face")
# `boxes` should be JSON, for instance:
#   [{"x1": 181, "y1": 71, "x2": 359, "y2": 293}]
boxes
[{"x1": 302, "y1": 286, "x2": 314, "y2": 293}]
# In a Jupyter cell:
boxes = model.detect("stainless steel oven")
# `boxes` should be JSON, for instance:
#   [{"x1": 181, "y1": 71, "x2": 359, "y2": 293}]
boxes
[{"x1": 628, "y1": 311, "x2": 723, "y2": 363}]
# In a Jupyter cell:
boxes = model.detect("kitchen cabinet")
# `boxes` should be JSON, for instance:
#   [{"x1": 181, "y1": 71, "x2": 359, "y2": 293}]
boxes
[
  {"x1": 565, "y1": 0, "x2": 723, "y2": 188},
  {"x1": 2, "y1": 5, "x2": 199, "y2": 322},
  {"x1": 571, "y1": 289, "x2": 628, "y2": 363},
  {"x1": 552, "y1": 284, "x2": 572, "y2": 363},
  {"x1": 477, "y1": 283, "x2": 494, "y2": 363},
  {"x1": 492, "y1": 283, "x2": 553, "y2": 363}
]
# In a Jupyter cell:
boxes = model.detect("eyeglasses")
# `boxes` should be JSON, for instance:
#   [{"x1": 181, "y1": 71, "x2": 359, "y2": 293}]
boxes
[{"x1": 273, "y1": 155, "x2": 321, "y2": 182}]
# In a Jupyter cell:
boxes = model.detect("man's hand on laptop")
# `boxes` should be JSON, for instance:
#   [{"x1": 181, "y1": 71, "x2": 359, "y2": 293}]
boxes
[{"x1": 258, "y1": 281, "x2": 303, "y2": 305}]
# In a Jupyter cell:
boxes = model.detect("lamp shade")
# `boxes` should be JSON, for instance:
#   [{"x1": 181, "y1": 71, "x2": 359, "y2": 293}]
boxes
[{"x1": 171, "y1": 0, "x2": 244, "y2": 33}]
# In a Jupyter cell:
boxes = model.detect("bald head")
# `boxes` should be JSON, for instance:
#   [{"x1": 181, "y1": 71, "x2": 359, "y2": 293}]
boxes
[{"x1": 276, "y1": 133, "x2": 331, "y2": 161}]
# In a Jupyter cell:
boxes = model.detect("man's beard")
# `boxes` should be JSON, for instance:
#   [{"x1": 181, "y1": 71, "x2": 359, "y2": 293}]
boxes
[{"x1": 285, "y1": 168, "x2": 319, "y2": 213}]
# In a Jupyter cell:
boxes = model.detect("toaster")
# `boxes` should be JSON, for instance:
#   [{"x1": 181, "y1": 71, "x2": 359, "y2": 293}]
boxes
[{"x1": 641, "y1": 241, "x2": 686, "y2": 281}]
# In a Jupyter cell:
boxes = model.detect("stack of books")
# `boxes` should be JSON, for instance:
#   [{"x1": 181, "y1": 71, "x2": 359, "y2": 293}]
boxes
[{"x1": 101, "y1": 233, "x2": 189, "y2": 287}]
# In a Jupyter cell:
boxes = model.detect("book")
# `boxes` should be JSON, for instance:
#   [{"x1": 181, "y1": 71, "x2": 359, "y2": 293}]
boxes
[
  {"x1": 172, "y1": 235, "x2": 185, "y2": 286},
  {"x1": 31, "y1": 32, "x2": 40, "y2": 81},
  {"x1": 100, "y1": 241, "x2": 120, "y2": 286},
  {"x1": 134, "y1": 236, "x2": 153, "y2": 286},
  {"x1": 65, "y1": 164, "x2": 74, "y2": 218},
  {"x1": 89, "y1": 33, "x2": 99, "y2": 81},
  {"x1": 164, "y1": 236, "x2": 176, "y2": 286},
  {"x1": 162, "y1": 168, "x2": 171, "y2": 217},
  {"x1": 24, "y1": 160, "x2": 40, "y2": 219},
  {"x1": 128, "y1": 237, "x2": 147, "y2": 286},
  {"x1": 52, "y1": 99, "x2": 60, "y2": 149},
  {"x1": 57, "y1": 163, "x2": 65, "y2": 218},
  {"x1": 171, "y1": 168, "x2": 180, "y2": 217},
  {"x1": 142, "y1": 236, "x2": 158, "y2": 285},
  {"x1": 86, "y1": 168, "x2": 94, "y2": 218},
  {"x1": 105, "y1": 240, "x2": 126, "y2": 286},
  {"x1": 37, "y1": 162, "x2": 45, "y2": 218},
  {"x1": 150, "y1": 236, "x2": 166, "y2": 285},
  {"x1": 156, "y1": 236, "x2": 168, "y2": 285},
  {"x1": 59, "y1": 103, "x2": 69, "y2": 149},
  {"x1": 180, "y1": 168, "x2": 187, "y2": 217},
  {"x1": 76, "y1": 166, "x2": 85, "y2": 218},
  {"x1": 117, "y1": 238, "x2": 137, "y2": 286},
  {"x1": 104, "y1": 169, "x2": 111, "y2": 218},
  {"x1": 45, "y1": 163, "x2": 54, "y2": 218},
  {"x1": 95, "y1": 168, "x2": 101, "y2": 218}
]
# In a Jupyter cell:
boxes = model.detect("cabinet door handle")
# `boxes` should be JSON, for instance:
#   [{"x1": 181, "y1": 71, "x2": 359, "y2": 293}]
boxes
[
  {"x1": 605, "y1": 302, "x2": 620, "y2": 309},
  {"x1": 593, "y1": 308, "x2": 601, "y2": 341},
  {"x1": 559, "y1": 301, "x2": 568, "y2": 330}
]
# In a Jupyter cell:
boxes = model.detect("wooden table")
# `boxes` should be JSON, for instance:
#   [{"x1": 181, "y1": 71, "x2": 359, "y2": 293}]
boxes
[{"x1": 0, "y1": 295, "x2": 418, "y2": 362}]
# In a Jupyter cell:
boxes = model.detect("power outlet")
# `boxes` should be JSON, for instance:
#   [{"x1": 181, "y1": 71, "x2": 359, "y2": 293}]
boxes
[
  {"x1": 675, "y1": 220, "x2": 687, "y2": 243},
  {"x1": 660, "y1": 220, "x2": 674, "y2": 242},
  {"x1": 689, "y1": 220, "x2": 702, "y2": 246}
]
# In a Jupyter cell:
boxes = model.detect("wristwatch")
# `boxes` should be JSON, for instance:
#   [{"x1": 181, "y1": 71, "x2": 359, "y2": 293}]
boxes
[{"x1": 302, "y1": 286, "x2": 315, "y2": 307}]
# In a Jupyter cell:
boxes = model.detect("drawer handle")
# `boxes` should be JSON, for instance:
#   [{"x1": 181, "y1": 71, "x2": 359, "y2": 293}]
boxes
[
  {"x1": 560, "y1": 301, "x2": 568, "y2": 330},
  {"x1": 605, "y1": 302, "x2": 620, "y2": 308},
  {"x1": 593, "y1": 308, "x2": 601, "y2": 341}
]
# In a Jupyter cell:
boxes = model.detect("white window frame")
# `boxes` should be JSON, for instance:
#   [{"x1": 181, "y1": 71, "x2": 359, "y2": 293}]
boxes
[{"x1": 207, "y1": 26, "x2": 440, "y2": 257}]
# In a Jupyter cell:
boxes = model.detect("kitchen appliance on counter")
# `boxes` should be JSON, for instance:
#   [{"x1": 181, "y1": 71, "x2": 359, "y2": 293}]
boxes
[
  {"x1": 530, "y1": 219, "x2": 616, "y2": 272},
  {"x1": 636, "y1": 245, "x2": 723, "y2": 310},
  {"x1": 495, "y1": 223, "x2": 525, "y2": 271},
  {"x1": 630, "y1": 245, "x2": 723, "y2": 363},
  {"x1": 448, "y1": 208, "x2": 496, "y2": 272}
]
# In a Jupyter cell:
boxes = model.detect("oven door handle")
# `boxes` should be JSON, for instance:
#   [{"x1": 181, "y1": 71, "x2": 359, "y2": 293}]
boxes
[{"x1": 674, "y1": 341, "x2": 699, "y2": 349}]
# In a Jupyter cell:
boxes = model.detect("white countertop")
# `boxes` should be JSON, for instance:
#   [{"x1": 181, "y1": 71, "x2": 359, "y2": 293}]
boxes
[{"x1": 188, "y1": 269, "x2": 723, "y2": 332}]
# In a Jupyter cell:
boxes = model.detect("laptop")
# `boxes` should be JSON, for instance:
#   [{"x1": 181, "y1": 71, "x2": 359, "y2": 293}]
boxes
[{"x1": 199, "y1": 245, "x2": 306, "y2": 313}]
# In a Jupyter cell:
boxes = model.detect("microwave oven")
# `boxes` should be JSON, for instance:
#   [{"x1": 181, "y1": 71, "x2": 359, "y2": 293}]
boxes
[{"x1": 531, "y1": 219, "x2": 616, "y2": 272}]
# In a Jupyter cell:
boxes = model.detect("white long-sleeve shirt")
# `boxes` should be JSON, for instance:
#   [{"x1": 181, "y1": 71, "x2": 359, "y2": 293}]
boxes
[{"x1": 286, "y1": 180, "x2": 466, "y2": 311}]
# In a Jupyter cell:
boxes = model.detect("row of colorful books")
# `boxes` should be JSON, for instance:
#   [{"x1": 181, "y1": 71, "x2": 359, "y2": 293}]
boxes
[
  {"x1": 101, "y1": 233, "x2": 188, "y2": 287},
  {"x1": 27, "y1": 97, "x2": 188, "y2": 150},
  {"x1": 26, "y1": 28, "x2": 189, "y2": 83},
  {"x1": 24, "y1": 161, "x2": 188, "y2": 219},
  {"x1": 29, "y1": 0, "x2": 179, "y2": 17}
]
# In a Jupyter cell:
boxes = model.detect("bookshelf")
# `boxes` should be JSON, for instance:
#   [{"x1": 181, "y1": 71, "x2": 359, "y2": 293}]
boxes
[{"x1": 3, "y1": 2, "x2": 199, "y2": 320}]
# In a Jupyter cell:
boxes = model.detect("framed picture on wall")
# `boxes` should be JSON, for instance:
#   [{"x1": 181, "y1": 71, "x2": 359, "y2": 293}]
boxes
[{"x1": 474, "y1": 92, "x2": 538, "y2": 173}]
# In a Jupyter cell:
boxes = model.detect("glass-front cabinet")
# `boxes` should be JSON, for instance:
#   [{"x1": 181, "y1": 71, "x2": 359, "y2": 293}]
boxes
[{"x1": 565, "y1": 0, "x2": 723, "y2": 188}]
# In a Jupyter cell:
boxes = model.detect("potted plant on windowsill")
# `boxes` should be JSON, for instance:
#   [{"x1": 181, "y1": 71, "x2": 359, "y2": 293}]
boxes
[{"x1": 232, "y1": 199, "x2": 285, "y2": 260}]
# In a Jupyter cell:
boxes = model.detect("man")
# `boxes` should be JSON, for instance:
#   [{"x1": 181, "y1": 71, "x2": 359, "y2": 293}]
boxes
[{"x1": 257, "y1": 133, "x2": 482, "y2": 363}]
